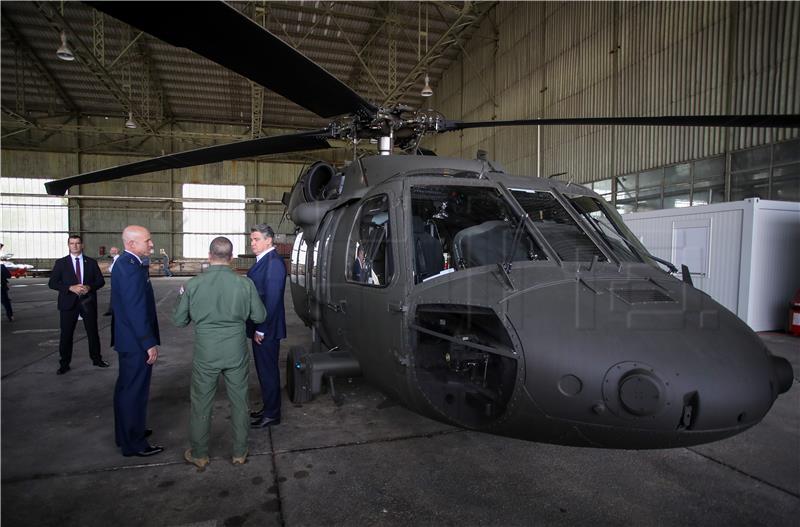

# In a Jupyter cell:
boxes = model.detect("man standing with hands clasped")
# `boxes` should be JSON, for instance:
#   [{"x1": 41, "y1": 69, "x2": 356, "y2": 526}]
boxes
[
  {"x1": 247, "y1": 224, "x2": 287, "y2": 428},
  {"x1": 112, "y1": 225, "x2": 162, "y2": 457},
  {"x1": 174, "y1": 237, "x2": 266, "y2": 469},
  {"x1": 48, "y1": 234, "x2": 108, "y2": 374}
]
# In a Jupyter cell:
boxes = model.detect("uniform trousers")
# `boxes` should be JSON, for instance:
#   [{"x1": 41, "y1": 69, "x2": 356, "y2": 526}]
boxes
[
  {"x1": 189, "y1": 356, "x2": 250, "y2": 458},
  {"x1": 114, "y1": 351, "x2": 153, "y2": 455},
  {"x1": 253, "y1": 339, "x2": 281, "y2": 419}
]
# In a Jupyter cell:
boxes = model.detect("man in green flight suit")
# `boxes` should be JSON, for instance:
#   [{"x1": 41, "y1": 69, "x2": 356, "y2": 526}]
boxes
[{"x1": 173, "y1": 236, "x2": 266, "y2": 469}]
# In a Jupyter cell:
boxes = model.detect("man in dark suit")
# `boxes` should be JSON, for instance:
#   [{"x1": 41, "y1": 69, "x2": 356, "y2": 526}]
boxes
[
  {"x1": 247, "y1": 224, "x2": 287, "y2": 428},
  {"x1": 112, "y1": 225, "x2": 163, "y2": 457},
  {"x1": 352, "y1": 245, "x2": 366, "y2": 282},
  {"x1": 1, "y1": 244, "x2": 13, "y2": 322},
  {"x1": 48, "y1": 234, "x2": 108, "y2": 374}
]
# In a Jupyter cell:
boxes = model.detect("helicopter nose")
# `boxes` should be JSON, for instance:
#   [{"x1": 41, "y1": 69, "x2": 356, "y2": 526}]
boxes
[
  {"x1": 772, "y1": 355, "x2": 794, "y2": 394},
  {"x1": 500, "y1": 275, "x2": 795, "y2": 447}
]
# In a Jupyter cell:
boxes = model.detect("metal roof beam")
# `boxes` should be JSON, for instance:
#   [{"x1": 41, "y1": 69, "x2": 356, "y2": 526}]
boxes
[
  {"x1": 33, "y1": 1, "x2": 158, "y2": 135},
  {"x1": 328, "y1": 7, "x2": 387, "y2": 100},
  {"x1": 1, "y1": 9, "x2": 78, "y2": 113},
  {"x1": 269, "y1": 1, "x2": 455, "y2": 33},
  {"x1": 383, "y1": 1, "x2": 494, "y2": 105},
  {"x1": 1, "y1": 105, "x2": 37, "y2": 128},
  {"x1": 0, "y1": 120, "x2": 319, "y2": 143}
]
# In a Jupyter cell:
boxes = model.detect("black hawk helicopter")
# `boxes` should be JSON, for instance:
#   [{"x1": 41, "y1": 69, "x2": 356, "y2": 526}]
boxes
[{"x1": 46, "y1": 1, "x2": 797, "y2": 449}]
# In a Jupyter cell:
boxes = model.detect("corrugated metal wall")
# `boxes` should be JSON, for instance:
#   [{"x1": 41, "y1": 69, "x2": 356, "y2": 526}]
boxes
[
  {"x1": 431, "y1": 1, "x2": 799, "y2": 184},
  {"x1": 1, "y1": 148, "x2": 302, "y2": 259}
]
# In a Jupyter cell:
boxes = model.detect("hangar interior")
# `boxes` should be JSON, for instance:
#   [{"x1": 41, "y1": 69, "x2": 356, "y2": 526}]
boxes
[
  {"x1": 1, "y1": 2, "x2": 798, "y2": 527},
  {"x1": 2, "y1": 1, "x2": 798, "y2": 266}
]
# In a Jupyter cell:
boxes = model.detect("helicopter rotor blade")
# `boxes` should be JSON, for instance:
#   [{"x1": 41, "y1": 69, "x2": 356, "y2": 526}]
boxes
[
  {"x1": 45, "y1": 130, "x2": 332, "y2": 196},
  {"x1": 442, "y1": 114, "x2": 800, "y2": 132},
  {"x1": 87, "y1": 1, "x2": 377, "y2": 119}
]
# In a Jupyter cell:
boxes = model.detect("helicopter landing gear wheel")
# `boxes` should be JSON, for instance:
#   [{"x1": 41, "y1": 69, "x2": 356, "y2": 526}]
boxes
[{"x1": 286, "y1": 346, "x2": 312, "y2": 403}]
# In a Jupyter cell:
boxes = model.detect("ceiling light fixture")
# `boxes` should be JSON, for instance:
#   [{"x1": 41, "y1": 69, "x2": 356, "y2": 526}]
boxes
[
  {"x1": 421, "y1": 73, "x2": 433, "y2": 97},
  {"x1": 125, "y1": 111, "x2": 137, "y2": 129},
  {"x1": 56, "y1": 31, "x2": 75, "y2": 61}
]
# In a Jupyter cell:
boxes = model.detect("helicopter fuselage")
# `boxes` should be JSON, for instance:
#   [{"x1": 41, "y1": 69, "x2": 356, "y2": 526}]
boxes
[{"x1": 287, "y1": 155, "x2": 793, "y2": 449}]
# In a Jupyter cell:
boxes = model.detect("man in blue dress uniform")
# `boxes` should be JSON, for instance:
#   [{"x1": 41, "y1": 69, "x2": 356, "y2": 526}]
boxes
[
  {"x1": 247, "y1": 224, "x2": 287, "y2": 428},
  {"x1": 112, "y1": 225, "x2": 163, "y2": 457}
]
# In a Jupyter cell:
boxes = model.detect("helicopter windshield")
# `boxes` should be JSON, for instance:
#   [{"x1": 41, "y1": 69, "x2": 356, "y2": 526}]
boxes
[
  {"x1": 410, "y1": 185, "x2": 547, "y2": 283},
  {"x1": 566, "y1": 195, "x2": 653, "y2": 264},
  {"x1": 510, "y1": 189, "x2": 608, "y2": 262}
]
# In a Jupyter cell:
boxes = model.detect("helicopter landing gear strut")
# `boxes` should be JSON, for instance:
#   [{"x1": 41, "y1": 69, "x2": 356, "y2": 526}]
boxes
[{"x1": 285, "y1": 346, "x2": 362, "y2": 405}]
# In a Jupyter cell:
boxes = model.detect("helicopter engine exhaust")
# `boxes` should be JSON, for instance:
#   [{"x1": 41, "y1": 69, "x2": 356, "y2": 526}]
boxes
[{"x1": 284, "y1": 161, "x2": 340, "y2": 212}]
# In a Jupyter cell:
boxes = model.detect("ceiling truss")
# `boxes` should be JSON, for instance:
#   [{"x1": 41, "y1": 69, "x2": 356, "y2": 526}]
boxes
[{"x1": 1, "y1": 1, "x2": 494, "y2": 163}]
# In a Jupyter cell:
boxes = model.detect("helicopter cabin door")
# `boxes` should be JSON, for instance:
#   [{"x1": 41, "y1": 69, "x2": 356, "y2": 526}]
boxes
[{"x1": 334, "y1": 192, "x2": 406, "y2": 394}]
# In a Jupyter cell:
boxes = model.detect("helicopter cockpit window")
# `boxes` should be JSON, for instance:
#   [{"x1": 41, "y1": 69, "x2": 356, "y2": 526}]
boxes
[
  {"x1": 346, "y1": 194, "x2": 393, "y2": 286},
  {"x1": 290, "y1": 232, "x2": 307, "y2": 287},
  {"x1": 410, "y1": 185, "x2": 547, "y2": 282},
  {"x1": 403, "y1": 168, "x2": 482, "y2": 179},
  {"x1": 567, "y1": 195, "x2": 651, "y2": 264},
  {"x1": 510, "y1": 189, "x2": 607, "y2": 262}
]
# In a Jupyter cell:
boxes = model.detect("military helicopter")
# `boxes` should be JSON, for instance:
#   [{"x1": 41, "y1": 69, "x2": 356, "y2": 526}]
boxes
[{"x1": 46, "y1": 1, "x2": 797, "y2": 449}]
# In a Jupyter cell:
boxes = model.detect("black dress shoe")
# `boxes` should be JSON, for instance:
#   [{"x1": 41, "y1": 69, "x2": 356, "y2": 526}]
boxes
[
  {"x1": 56, "y1": 366, "x2": 70, "y2": 375},
  {"x1": 251, "y1": 416, "x2": 280, "y2": 428},
  {"x1": 123, "y1": 445, "x2": 164, "y2": 457},
  {"x1": 93, "y1": 360, "x2": 110, "y2": 368},
  {"x1": 250, "y1": 409, "x2": 264, "y2": 419}
]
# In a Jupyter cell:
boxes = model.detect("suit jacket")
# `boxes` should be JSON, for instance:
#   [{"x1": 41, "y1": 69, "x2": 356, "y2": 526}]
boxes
[
  {"x1": 352, "y1": 258, "x2": 364, "y2": 282},
  {"x1": 112, "y1": 251, "x2": 160, "y2": 354},
  {"x1": 246, "y1": 249, "x2": 287, "y2": 341},
  {"x1": 48, "y1": 254, "x2": 105, "y2": 311}
]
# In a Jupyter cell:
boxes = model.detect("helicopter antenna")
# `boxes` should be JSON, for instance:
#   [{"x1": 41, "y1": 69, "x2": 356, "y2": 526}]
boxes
[{"x1": 476, "y1": 149, "x2": 489, "y2": 179}]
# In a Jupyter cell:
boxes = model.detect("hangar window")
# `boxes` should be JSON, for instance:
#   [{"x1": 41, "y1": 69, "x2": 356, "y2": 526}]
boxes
[
  {"x1": 585, "y1": 179, "x2": 613, "y2": 202},
  {"x1": 0, "y1": 178, "x2": 68, "y2": 258},
  {"x1": 182, "y1": 184, "x2": 246, "y2": 258},
  {"x1": 612, "y1": 137, "x2": 799, "y2": 214}
]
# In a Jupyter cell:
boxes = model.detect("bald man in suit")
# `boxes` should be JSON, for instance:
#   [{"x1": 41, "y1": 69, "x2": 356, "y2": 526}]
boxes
[{"x1": 112, "y1": 225, "x2": 163, "y2": 457}]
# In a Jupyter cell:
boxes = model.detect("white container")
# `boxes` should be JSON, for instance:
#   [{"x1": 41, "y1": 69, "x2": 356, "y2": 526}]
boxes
[{"x1": 623, "y1": 199, "x2": 800, "y2": 332}]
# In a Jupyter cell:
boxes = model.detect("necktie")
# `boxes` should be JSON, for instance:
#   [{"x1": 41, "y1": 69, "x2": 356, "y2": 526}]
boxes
[{"x1": 74, "y1": 257, "x2": 82, "y2": 284}]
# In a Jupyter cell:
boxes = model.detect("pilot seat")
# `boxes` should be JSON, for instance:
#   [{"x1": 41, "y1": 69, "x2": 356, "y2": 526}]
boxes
[{"x1": 413, "y1": 217, "x2": 444, "y2": 282}]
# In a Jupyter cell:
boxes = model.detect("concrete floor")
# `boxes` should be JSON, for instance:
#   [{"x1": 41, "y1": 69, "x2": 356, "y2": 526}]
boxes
[{"x1": 1, "y1": 277, "x2": 798, "y2": 527}]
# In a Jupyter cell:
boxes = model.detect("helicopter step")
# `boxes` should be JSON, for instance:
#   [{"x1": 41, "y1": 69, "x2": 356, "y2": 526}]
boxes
[{"x1": 286, "y1": 346, "x2": 362, "y2": 405}]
